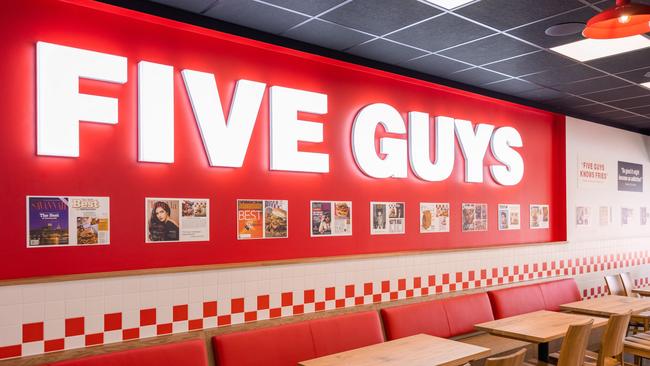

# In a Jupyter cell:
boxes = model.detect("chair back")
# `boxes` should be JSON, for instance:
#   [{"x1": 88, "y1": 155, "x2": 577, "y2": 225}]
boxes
[
  {"x1": 619, "y1": 272, "x2": 637, "y2": 297},
  {"x1": 557, "y1": 319, "x2": 593, "y2": 366},
  {"x1": 485, "y1": 348, "x2": 526, "y2": 366},
  {"x1": 605, "y1": 275, "x2": 626, "y2": 296},
  {"x1": 597, "y1": 311, "x2": 632, "y2": 366}
]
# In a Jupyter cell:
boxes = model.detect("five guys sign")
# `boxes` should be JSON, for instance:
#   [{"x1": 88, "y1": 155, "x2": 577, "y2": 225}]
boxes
[
  {"x1": 0, "y1": 0, "x2": 565, "y2": 280},
  {"x1": 37, "y1": 42, "x2": 523, "y2": 185}
]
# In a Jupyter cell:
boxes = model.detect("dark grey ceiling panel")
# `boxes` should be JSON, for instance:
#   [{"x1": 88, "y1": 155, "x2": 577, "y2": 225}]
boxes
[
  {"x1": 149, "y1": 0, "x2": 214, "y2": 13},
  {"x1": 581, "y1": 85, "x2": 650, "y2": 103},
  {"x1": 439, "y1": 34, "x2": 537, "y2": 66},
  {"x1": 629, "y1": 105, "x2": 650, "y2": 116},
  {"x1": 518, "y1": 88, "x2": 566, "y2": 101},
  {"x1": 400, "y1": 54, "x2": 470, "y2": 76},
  {"x1": 132, "y1": 0, "x2": 650, "y2": 134},
  {"x1": 568, "y1": 103, "x2": 618, "y2": 115},
  {"x1": 320, "y1": 0, "x2": 441, "y2": 35},
  {"x1": 522, "y1": 64, "x2": 606, "y2": 87},
  {"x1": 386, "y1": 14, "x2": 494, "y2": 53},
  {"x1": 552, "y1": 76, "x2": 630, "y2": 95},
  {"x1": 205, "y1": 0, "x2": 308, "y2": 34},
  {"x1": 447, "y1": 67, "x2": 508, "y2": 85},
  {"x1": 455, "y1": 0, "x2": 583, "y2": 30},
  {"x1": 482, "y1": 78, "x2": 539, "y2": 95},
  {"x1": 506, "y1": 7, "x2": 596, "y2": 49},
  {"x1": 608, "y1": 95, "x2": 650, "y2": 109},
  {"x1": 586, "y1": 48, "x2": 650, "y2": 74},
  {"x1": 616, "y1": 67, "x2": 650, "y2": 84},
  {"x1": 262, "y1": 0, "x2": 347, "y2": 16},
  {"x1": 284, "y1": 19, "x2": 372, "y2": 51},
  {"x1": 484, "y1": 51, "x2": 574, "y2": 76},
  {"x1": 347, "y1": 38, "x2": 427, "y2": 64}
]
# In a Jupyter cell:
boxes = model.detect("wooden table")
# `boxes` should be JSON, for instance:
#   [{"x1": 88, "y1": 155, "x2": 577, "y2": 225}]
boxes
[
  {"x1": 559, "y1": 295, "x2": 650, "y2": 317},
  {"x1": 475, "y1": 310, "x2": 607, "y2": 362},
  {"x1": 298, "y1": 334, "x2": 491, "y2": 366},
  {"x1": 632, "y1": 286, "x2": 650, "y2": 297}
]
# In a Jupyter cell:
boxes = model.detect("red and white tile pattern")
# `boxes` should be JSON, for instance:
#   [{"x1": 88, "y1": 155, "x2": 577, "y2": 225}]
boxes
[{"x1": 1, "y1": 238, "x2": 650, "y2": 360}]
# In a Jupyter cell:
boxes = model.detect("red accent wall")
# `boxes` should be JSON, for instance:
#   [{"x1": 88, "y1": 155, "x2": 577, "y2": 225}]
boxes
[{"x1": 0, "y1": 0, "x2": 566, "y2": 280}]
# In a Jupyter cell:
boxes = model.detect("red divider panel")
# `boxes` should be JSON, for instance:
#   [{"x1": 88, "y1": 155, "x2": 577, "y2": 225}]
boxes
[
  {"x1": 443, "y1": 293, "x2": 494, "y2": 337},
  {"x1": 539, "y1": 278, "x2": 581, "y2": 311},
  {"x1": 487, "y1": 283, "x2": 547, "y2": 319},
  {"x1": 380, "y1": 300, "x2": 451, "y2": 340}
]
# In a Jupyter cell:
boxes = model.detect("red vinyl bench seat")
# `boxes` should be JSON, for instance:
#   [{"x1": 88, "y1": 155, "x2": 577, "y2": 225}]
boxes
[
  {"x1": 212, "y1": 310, "x2": 383, "y2": 366},
  {"x1": 46, "y1": 339, "x2": 208, "y2": 366},
  {"x1": 487, "y1": 278, "x2": 581, "y2": 318}
]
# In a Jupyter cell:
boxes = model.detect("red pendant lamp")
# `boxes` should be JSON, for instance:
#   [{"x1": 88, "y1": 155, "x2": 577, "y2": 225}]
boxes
[{"x1": 583, "y1": 0, "x2": 650, "y2": 39}]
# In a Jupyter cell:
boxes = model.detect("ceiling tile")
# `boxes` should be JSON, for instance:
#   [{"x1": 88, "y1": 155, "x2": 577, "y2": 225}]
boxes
[
  {"x1": 580, "y1": 85, "x2": 650, "y2": 103},
  {"x1": 454, "y1": 0, "x2": 583, "y2": 31},
  {"x1": 320, "y1": 0, "x2": 441, "y2": 35},
  {"x1": 568, "y1": 103, "x2": 618, "y2": 114},
  {"x1": 586, "y1": 48, "x2": 650, "y2": 74},
  {"x1": 205, "y1": 0, "x2": 308, "y2": 34},
  {"x1": 595, "y1": 109, "x2": 641, "y2": 120},
  {"x1": 283, "y1": 19, "x2": 372, "y2": 50},
  {"x1": 629, "y1": 105, "x2": 650, "y2": 116},
  {"x1": 262, "y1": 0, "x2": 347, "y2": 16},
  {"x1": 482, "y1": 78, "x2": 539, "y2": 94},
  {"x1": 608, "y1": 95, "x2": 650, "y2": 109},
  {"x1": 387, "y1": 14, "x2": 494, "y2": 53},
  {"x1": 519, "y1": 88, "x2": 566, "y2": 101},
  {"x1": 552, "y1": 76, "x2": 631, "y2": 95},
  {"x1": 447, "y1": 68, "x2": 508, "y2": 85},
  {"x1": 616, "y1": 67, "x2": 650, "y2": 84},
  {"x1": 484, "y1": 51, "x2": 574, "y2": 76},
  {"x1": 522, "y1": 64, "x2": 605, "y2": 87},
  {"x1": 439, "y1": 34, "x2": 537, "y2": 66},
  {"x1": 149, "y1": 0, "x2": 214, "y2": 13},
  {"x1": 546, "y1": 95, "x2": 593, "y2": 108},
  {"x1": 347, "y1": 39, "x2": 427, "y2": 64},
  {"x1": 400, "y1": 54, "x2": 470, "y2": 76},
  {"x1": 506, "y1": 7, "x2": 596, "y2": 49}
]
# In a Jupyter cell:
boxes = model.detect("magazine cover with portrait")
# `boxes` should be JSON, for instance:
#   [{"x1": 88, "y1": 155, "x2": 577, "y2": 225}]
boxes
[{"x1": 146, "y1": 199, "x2": 180, "y2": 242}]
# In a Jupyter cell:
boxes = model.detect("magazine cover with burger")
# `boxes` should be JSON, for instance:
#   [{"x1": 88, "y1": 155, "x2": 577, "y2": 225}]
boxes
[
  {"x1": 264, "y1": 200, "x2": 288, "y2": 238},
  {"x1": 310, "y1": 201, "x2": 352, "y2": 237},
  {"x1": 420, "y1": 202, "x2": 449, "y2": 233}
]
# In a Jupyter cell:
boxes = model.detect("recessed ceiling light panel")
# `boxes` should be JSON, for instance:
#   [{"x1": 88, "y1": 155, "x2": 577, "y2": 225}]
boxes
[
  {"x1": 550, "y1": 35, "x2": 650, "y2": 61},
  {"x1": 423, "y1": 0, "x2": 476, "y2": 10}
]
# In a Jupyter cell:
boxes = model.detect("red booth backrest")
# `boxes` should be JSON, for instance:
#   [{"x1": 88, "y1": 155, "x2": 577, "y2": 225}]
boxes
[
  {"x1": 443, "y1": 292, "x2": 495, "y2": 337},
  {"x1": 538, "y1": 278, "x2": 581, "y2": 311},
  {"x1": 212, "y1": 311, "x2": 383, "y2": 366},
  {"x1": 487, "y1": 283, "x2": 546, "y2": 319},
  {"x1": 46, "y1": 339, "x2": 208, "y2": 366},
  {"x1": 380, "y1": 298, "x2": 451, "y2": 340}
]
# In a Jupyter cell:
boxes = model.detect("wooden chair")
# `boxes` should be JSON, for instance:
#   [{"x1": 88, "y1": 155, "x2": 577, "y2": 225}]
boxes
[
  {"x1": 620, "y1": 273, "x2": 639, "y2": 297},
  {"x1": 585, "y1": 311, "x2": 632, "y2": 366},
  {"x1": 528, "y1": 319, "x2": 593, "y2": 366},
  {"x1": 605, "y1": 275, "x2": 627, "y2": 296},
  {"x1": 485, "y1": 348, "x2": 527, "y2": 366}
]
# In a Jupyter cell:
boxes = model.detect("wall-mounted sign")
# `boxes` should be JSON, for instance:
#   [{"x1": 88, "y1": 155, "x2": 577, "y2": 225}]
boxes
[
  {"x1": 462, "y1": 203, "x2": 488, "y2": 232},
  {"x1": 578, "y1": 157, "x2": 608, "y2": 187},
  {"x1": 419, "y1": 203, "x2": 450, "y2": 233},
  {"x1": 0, "y1": 0, "x2": 566, "y2": 280},
  {"x1": 530, "y1": 204, "x2": 550, "y2": 229},
  {"x1": 618, "y1": 161, "x2": 643, "y2": 192},
  {"x1": 311, "y1": 201, "x2": 352, "y2": 237},
  {"x1": 498, "y1": 204, "x2": 520, "y2": 230}
]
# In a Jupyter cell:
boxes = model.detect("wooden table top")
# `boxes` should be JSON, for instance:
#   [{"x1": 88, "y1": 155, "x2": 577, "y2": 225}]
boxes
[
  {"x1": 632, "y1": 286, "x2": 650, "y2": 296},
  {"x1": 475, "y1": 310, "x2": 608, "y2": 343},
  {"x1": 297, "y1": 334, "x2": 491, "y2": 366},
  {"x1": 559, "y1": 295, "x2": 650, "y2": 317}
]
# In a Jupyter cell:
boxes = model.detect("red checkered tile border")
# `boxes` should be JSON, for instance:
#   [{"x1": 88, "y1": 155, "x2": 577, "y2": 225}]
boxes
[{"x1": 1, "y1": 250, "x2": 649, "y2": 360}]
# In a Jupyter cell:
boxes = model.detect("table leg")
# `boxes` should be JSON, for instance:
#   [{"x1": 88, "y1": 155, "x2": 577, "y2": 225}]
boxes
[{"x1": 538, "y1": 342, "x2": 550, "y2": 363}]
